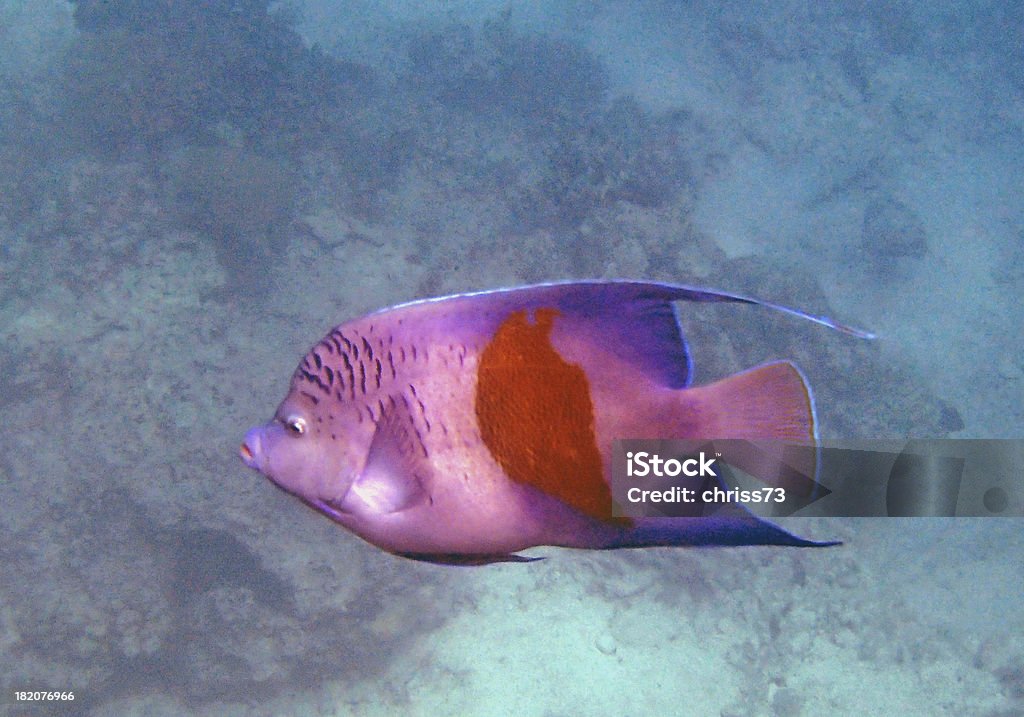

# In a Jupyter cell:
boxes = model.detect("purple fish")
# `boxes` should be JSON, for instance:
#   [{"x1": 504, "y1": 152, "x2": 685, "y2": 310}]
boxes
[{"x1": 241, "y1": 281, "x2": 868, "y2": 564}]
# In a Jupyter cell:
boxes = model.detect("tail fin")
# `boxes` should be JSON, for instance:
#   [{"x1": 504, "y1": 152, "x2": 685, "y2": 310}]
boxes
[
  {"x1": 614, "y1": 362, "x2": 834, "y2": 549},
  {"x1": 685, "y1": 361, "x2": 816, "y2": 443},
  {"x1": 679, "y1": 361, "x2": 818, "y2": 489}
]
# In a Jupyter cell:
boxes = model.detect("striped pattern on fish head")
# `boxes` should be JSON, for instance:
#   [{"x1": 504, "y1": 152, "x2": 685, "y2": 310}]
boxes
[{"x1": 241, "y1": 323, "x2": 398, "y2": 510}]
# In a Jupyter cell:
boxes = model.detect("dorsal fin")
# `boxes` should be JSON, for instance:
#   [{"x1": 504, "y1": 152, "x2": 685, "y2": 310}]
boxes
[{"x1": 370, "y1": 280, "x2": 872, "y2": 390}]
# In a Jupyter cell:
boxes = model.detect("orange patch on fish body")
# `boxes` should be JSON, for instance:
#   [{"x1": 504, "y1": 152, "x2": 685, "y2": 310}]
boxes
[{"x1": 474, "y1": 308, "x2": 620, "y2": 523}]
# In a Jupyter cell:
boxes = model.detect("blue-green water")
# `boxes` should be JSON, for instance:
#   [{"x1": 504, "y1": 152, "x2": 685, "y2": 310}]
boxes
[{"x1": 0, "y1": 1, "x2": 1021, "y2": 715}]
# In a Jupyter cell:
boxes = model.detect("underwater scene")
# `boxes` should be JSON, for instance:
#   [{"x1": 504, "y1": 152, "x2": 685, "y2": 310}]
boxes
[{"x1": 1, "y1": 1, "x2": 1022, "y2": 715}]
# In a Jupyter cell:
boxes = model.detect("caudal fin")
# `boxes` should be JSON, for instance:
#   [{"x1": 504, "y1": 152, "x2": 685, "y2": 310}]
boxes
[
  {"x1": 686, "y1": 361, "x2": 816, "y2": 442},
  {"x1": 678, "y1": 360, "x2": 818, "y2": 493},
  {"x1": 608, "y1": 361, "x2": 833, "y2": 550}
]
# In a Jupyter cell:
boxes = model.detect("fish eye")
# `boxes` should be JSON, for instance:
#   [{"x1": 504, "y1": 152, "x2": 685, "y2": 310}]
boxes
[{"x1": 282, "y1": 416, "x2": 307, "y2": 436}]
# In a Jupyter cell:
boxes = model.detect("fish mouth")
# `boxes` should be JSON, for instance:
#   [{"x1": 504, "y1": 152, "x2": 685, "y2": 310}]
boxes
[{"x1": 239, "y1": 428, "x2": 262, "y2": 470}]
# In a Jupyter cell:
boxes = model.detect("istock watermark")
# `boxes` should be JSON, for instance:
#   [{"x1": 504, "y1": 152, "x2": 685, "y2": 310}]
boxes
[
  {"x1": 625, "y1": 450, "x2": 717, "y2": 478},
  {"x1": 611, "y1": 439, "x2": 1024, "y2": 519}
]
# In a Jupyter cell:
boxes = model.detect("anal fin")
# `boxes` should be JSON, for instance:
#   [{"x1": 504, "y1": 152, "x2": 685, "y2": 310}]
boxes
[{"x1": 396, "y1": 552, "x2": 544, "y2": 566}]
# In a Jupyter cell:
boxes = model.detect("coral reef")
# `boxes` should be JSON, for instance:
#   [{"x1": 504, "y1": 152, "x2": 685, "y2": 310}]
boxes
[
  {"x1": 160, "y1": 146, "x2": 301, "y2": 295},
  {"x1": 0, "y1": 77, "x2": 64, "y2": 226},
  {"x1": 63, "y1": 0, "x2": 369, "y2": 157},
  {"x1": 398, "y1": 24, "x2": 697, "y2": 242},
  {"x1": 506, "y1": 97, "x2": 694, "y2": 233},
  {"x1": 406, "y1": 22, "x2": 608, "y2": 129},
  {"x1": 50, "y1": 0, "x2": 377, "y2": 296},
  {"x1": 861, "y1": 194, "x2": 928, "y2": 260}
]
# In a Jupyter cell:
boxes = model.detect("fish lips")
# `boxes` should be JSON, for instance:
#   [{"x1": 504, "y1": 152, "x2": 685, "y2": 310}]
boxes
[{"x1": 240, "y1": 426, "x2": 268, "y2": 473}]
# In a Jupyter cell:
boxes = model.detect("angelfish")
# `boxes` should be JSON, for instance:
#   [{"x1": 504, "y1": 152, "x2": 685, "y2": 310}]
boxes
[{"x1": 241, "y1": 281, "x2": 868, "y2": 565}]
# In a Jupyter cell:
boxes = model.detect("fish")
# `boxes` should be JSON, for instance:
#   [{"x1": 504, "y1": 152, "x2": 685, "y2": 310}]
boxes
[{"x1": 241, "y1": 280, "x2": 870, "y2": 565}]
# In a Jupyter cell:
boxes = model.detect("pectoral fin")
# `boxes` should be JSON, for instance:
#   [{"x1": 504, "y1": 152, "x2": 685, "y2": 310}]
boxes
[{"x1": 337, "y1": 399, "x2": 431, "y2": 515}]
